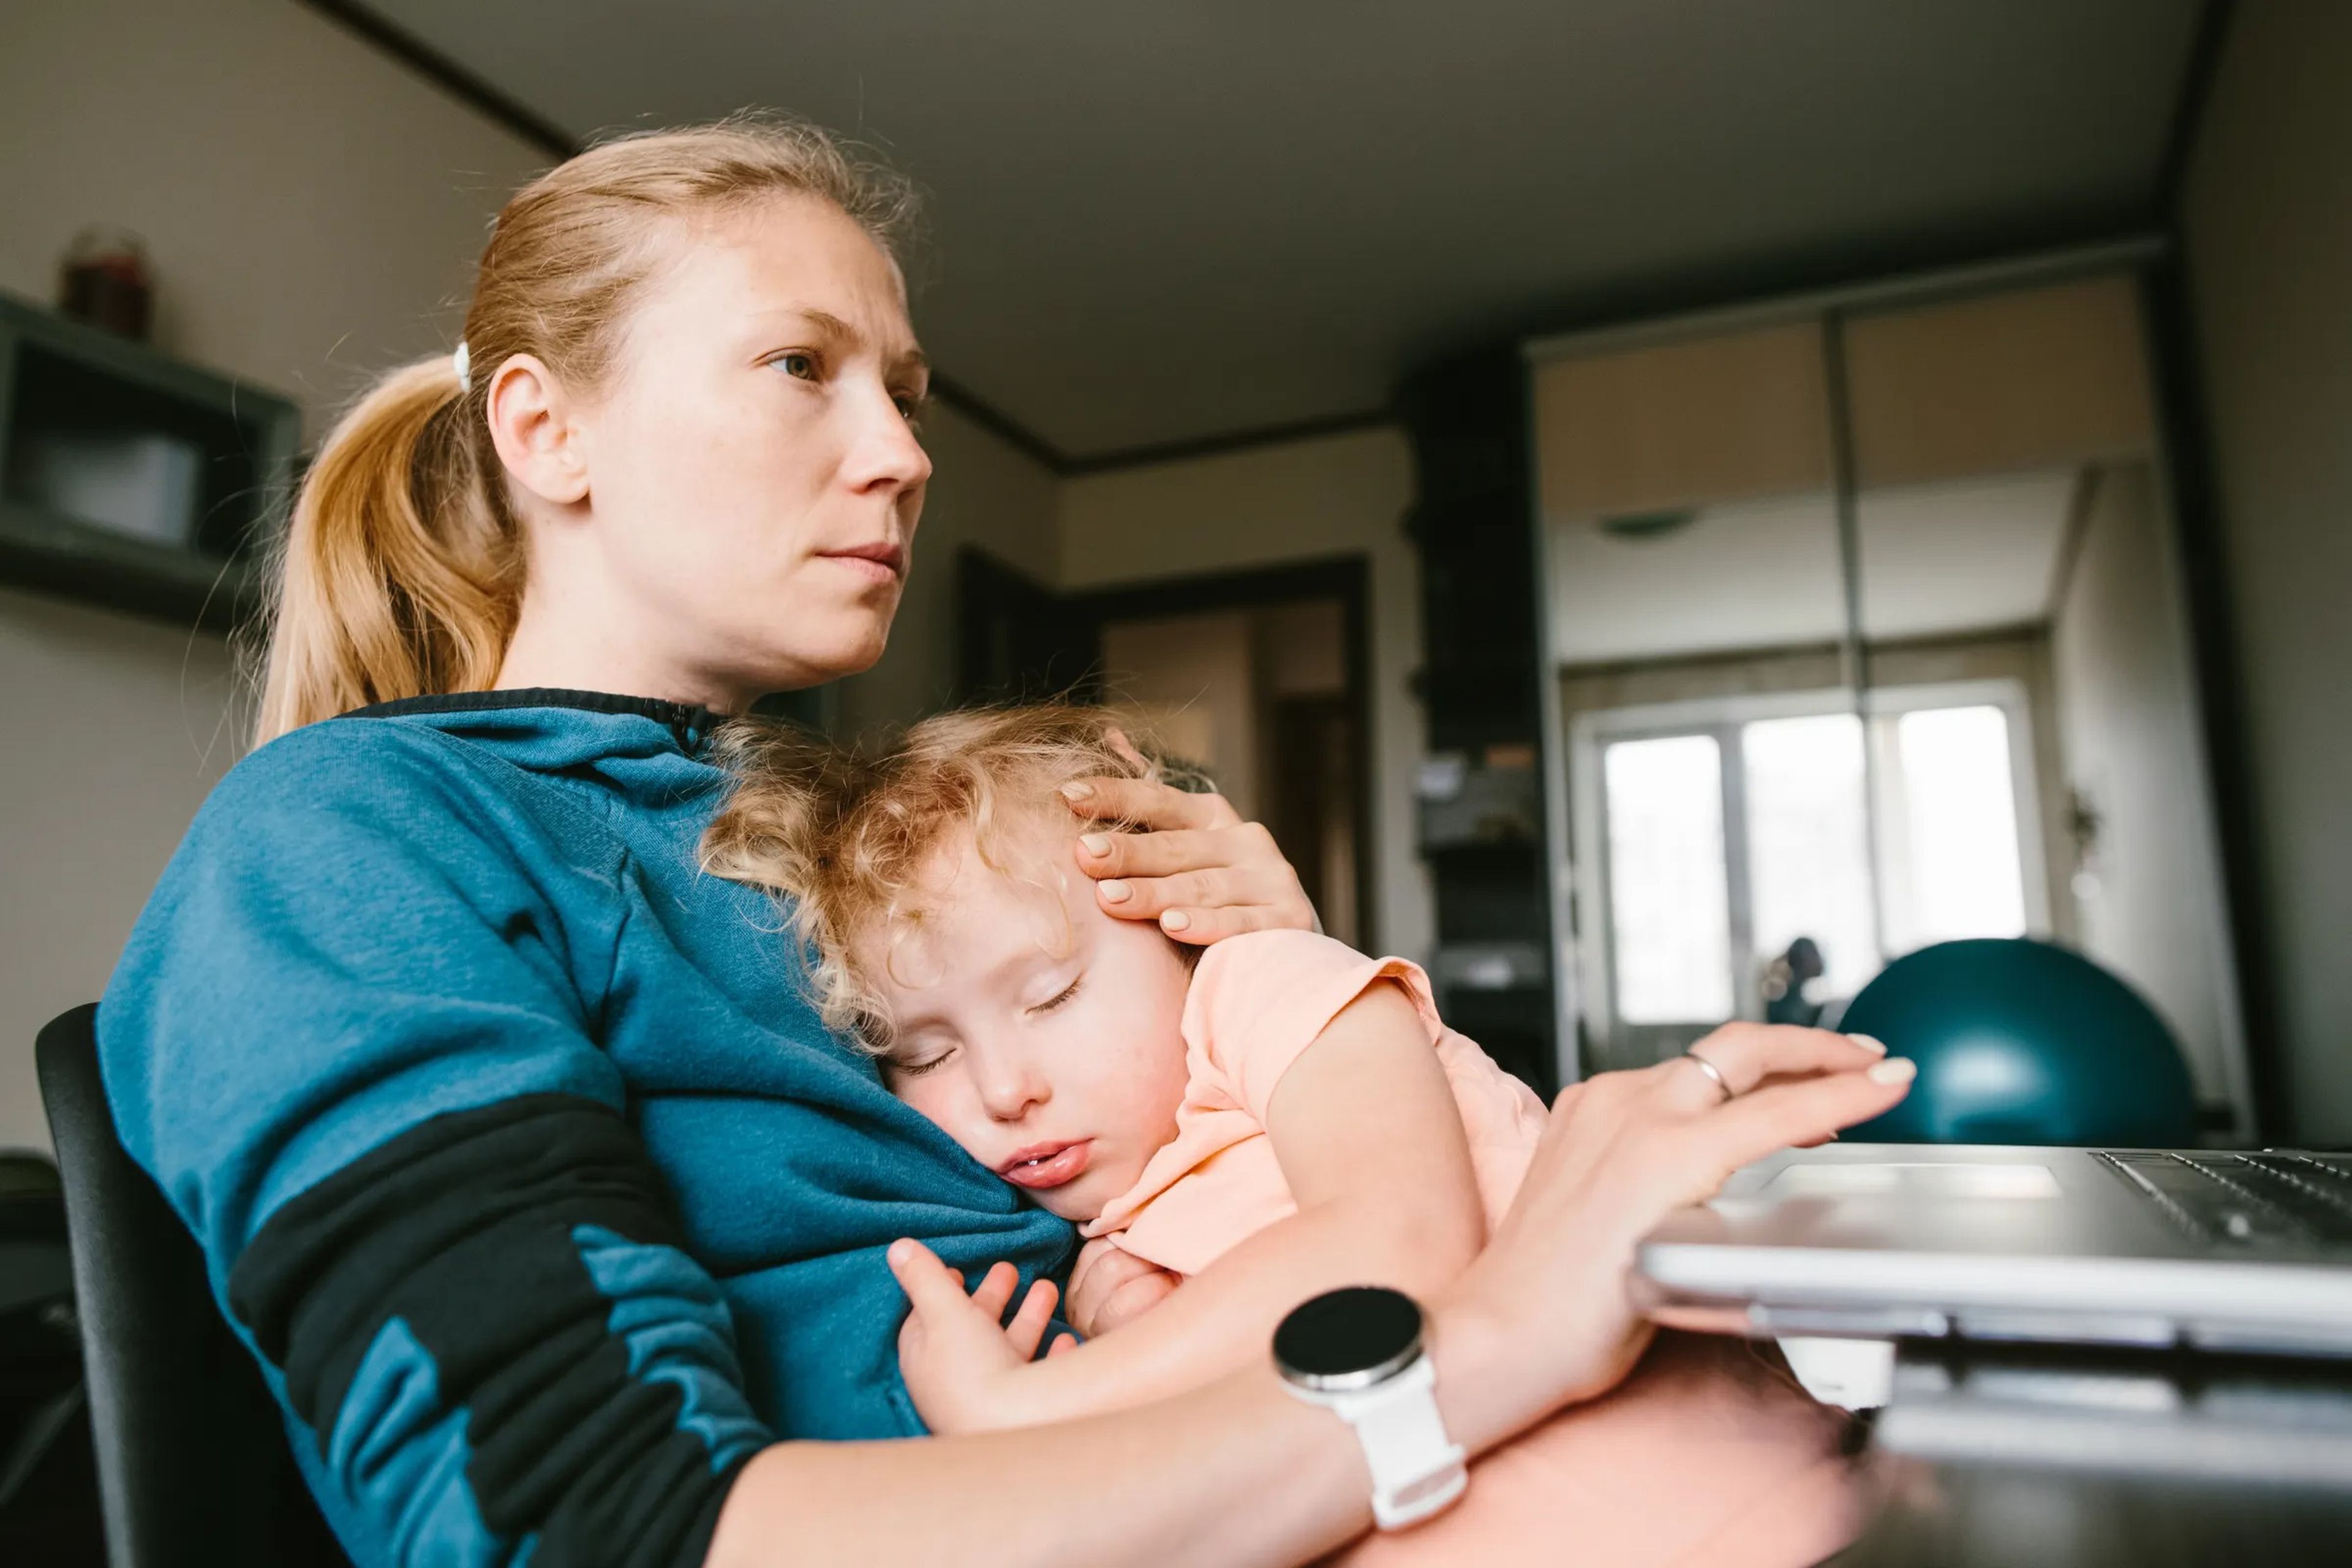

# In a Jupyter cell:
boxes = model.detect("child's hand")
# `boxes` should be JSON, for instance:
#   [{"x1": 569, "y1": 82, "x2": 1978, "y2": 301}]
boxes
[
  {"x1": 886, "y1": 1239, "x2": 1076, "y2": 1435},
  {"x1": 1066, "y1": 1236, "x2": 1180, "y2": 1337}
]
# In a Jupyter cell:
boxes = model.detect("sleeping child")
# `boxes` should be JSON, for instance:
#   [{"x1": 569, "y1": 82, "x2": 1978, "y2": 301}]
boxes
[{"x1": 703, "y1": 703, "x2": 1868, "y2": 1566}]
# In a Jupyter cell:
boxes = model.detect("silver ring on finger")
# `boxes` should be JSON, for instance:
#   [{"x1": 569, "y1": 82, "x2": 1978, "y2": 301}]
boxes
[{"x1": 1683, "y1": 1047, "x2": 1735, "y2": 1104}]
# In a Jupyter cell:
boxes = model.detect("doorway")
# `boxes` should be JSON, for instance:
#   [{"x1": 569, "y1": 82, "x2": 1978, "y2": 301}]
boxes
[{"x1": 959, "y1": 551, "x2": 1375, "y2": 948}]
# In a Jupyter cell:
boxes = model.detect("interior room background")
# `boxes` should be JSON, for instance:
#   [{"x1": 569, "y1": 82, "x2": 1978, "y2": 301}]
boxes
[{"x1": 2, "y1": 0, "x2": 2348, "y2": 1153}]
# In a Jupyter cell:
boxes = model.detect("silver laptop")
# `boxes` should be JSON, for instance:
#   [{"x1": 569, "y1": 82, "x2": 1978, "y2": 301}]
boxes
[{"x1": 1635, "y1": 1144, "x2": 2352, "y2": 1356}]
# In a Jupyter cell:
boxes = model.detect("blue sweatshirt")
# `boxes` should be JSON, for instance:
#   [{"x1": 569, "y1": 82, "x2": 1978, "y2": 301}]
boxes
[{"x1": 99, "y1": 691, "x2": 1075, "y2": 1568}]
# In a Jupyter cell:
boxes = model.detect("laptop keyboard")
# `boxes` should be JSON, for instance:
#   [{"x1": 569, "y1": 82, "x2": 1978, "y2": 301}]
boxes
[{"x1": 2095, "y1": 1150, "x2": 2352, "y2": 1250}]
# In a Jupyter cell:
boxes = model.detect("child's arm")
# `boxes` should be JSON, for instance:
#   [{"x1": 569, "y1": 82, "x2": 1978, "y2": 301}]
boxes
[{"x1": 898, "y1": 979, "x2": 1490, "y2": 1434}]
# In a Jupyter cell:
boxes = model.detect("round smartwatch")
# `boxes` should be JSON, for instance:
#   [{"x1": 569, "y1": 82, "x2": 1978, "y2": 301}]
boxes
[{"x1": 1272, "y1": 1286, "x2": 1468, "y2": 1531}]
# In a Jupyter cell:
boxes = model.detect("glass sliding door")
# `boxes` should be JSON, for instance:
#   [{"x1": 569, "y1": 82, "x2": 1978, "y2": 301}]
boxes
[{"x1": 1533, "y1": 257, "x2": 2249, "y2": 1132}]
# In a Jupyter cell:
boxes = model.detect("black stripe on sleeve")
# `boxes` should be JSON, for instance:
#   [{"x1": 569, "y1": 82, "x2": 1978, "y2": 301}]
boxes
[{"x1": 228, "y1": 1094, "x2": 761, "y2": 1568}]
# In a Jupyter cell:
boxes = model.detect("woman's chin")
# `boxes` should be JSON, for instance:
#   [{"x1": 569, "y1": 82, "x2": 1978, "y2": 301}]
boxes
[{"x1": 753, "y1": 620, "x2": 892, "y2": 688}]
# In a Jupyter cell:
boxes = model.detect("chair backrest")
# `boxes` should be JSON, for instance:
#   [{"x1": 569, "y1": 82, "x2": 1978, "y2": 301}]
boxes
[
  {"x1": 36, "y1": 1005, "x2": 346, "y2": 1568},
  {"x1": 1838, "y1": 938, "x2": 2201, "y2": 1147}
]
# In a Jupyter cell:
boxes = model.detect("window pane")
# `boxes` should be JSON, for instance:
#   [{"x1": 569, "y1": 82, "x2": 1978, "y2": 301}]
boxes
[
  {"x1": 1893, "y1": 705, "x2": 2026, "y2": 946},
  {"x1": 1743, "y1": 713, "x2": 1880, "y2": 1001},
  {"x1": 1605, "y1": 735, "x2": 1732, "y2": 1022}
]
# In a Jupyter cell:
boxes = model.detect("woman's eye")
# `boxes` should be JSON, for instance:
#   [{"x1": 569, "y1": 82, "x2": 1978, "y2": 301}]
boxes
[
  {"x1": 776, "y1": 352, "x2": 820, "y2": 381},
  {"x1": 892, "y1": 389, "x2": 926, "y2": 422},
  {"x1": 1030, "y1": 978, "x2": 1083, "y2": 1016}
]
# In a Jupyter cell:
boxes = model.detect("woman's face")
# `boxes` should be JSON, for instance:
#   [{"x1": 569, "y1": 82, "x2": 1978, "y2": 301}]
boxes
[
  {"x1": 570, "y1": 195, "x2": 933, "y2": 703},
  {"x1": 871, "y1": 816, "x2": 1197, "y2": 1224}
]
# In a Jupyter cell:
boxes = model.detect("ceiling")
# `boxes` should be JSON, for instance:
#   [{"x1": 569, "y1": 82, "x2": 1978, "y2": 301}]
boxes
[
  {"x1": 1547, "y1": 469, "x2": 2080, "y2": 664},
  {"x1": 355, "y1": 1, "x2": 2204, "y2": 464}
]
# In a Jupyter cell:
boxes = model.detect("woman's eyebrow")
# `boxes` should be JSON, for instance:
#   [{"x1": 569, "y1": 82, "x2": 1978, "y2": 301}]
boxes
[{"x1": 772, "y1": 307, "x2": 929, "y2": 379}]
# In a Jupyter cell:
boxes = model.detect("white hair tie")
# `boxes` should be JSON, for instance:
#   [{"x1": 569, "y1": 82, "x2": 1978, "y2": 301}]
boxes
[{"x1": 453, "y1": 340, "x2": 472, "y2": 393}]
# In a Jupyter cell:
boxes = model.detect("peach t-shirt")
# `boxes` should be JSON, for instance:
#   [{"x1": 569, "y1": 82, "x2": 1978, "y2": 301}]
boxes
[
  {"x1": 1076, "y1": 929, "x2": 1866, "y2": 1568},
  {"x1": 1082, "y1": 928, "x2": 1548, "y2": 1276}
]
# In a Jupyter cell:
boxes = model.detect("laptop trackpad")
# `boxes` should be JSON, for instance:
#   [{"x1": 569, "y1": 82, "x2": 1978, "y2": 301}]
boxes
[{"x1": 1764, "y1": 1162, "x2": 2064, "y2": 1199}]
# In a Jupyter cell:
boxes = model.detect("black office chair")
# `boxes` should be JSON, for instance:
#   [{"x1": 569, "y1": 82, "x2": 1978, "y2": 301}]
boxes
[{"x1": 36, "y1": 1005, "x2": 347, "y2": 1567}]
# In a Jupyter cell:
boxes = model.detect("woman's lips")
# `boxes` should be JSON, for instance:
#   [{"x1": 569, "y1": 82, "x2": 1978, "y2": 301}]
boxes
[
  {"x1": 997, "y1": 1139, "x2": 1091, "y2": 1190},
  {"x1": 820, "y1": 542, "x2": 905, "y2": 584}
]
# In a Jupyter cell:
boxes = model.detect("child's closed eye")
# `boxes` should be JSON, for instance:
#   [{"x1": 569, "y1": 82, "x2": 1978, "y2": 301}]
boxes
[
  {"x1": 1028, "y1": 976, "x2": 1083, "y2": 1016},
  {"x1": 893, "y1": 1047, "x2": 957, "y2": 1079}
]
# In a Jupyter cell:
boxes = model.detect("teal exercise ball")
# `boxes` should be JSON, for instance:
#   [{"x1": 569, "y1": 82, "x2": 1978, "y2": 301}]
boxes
[{"x1": 1838, "y1": 938, "x2": 2199, "y2": 1147}]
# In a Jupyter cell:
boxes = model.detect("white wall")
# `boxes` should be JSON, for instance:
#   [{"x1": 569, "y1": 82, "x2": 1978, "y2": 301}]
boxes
[
  {"x1": 2049, "y1": 462, "x2": 2243, "y2": 1115},
  {"x1": 1, "y1": 0, "x2": 553, "y2": 428},
  {"x1": 1058, "y1": 428, "x2": 1434, "y2": 962},
  {"x1": 2184, "y1": 0, "x2": 2352, "y2": 1144},
  {"x1": 0, "y1": 592, "x2": 244, "y2": 1153},
  {"x1": 0, "y1": 0, "x2": 552, "y2": 1153}
]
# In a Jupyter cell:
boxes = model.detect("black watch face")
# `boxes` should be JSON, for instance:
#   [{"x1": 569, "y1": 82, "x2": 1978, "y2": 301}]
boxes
[{"x1": 1275, "y1": 1286, "x2": 1424, "y2": 1392}]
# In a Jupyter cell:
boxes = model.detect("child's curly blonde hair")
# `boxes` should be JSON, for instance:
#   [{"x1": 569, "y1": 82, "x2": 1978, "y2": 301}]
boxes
[{"x1": 703, "y1": 703, "x2": 1191, "y2": 1054}]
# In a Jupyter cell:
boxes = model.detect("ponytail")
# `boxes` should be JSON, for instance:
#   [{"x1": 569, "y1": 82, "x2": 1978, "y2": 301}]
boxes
[
  {"x1": 251, "y1": 115, "x2": 919, "y2": 746},
  {"x1": 254, "y1": 355, "x2": 514, "y2": 742}
]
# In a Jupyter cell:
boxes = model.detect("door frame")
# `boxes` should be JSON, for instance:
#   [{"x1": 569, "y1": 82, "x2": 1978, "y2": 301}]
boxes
[{"x1": 959, "y1": 549, "x2": 1379, "y2": 948}]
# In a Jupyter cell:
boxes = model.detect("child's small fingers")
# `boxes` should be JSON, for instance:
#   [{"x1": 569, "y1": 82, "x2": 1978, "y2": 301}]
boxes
[
  {"x1": 1005, "y1": 1278, "x2": 1060, "y2": 1357},
  {"x1": 1047, "y1": 1333, "x2": 1078, "y2": 1358},
  {"x1": 970, "y1": 1259, "x2": 1020, "y2": 1317},
  {"x1": 886, "y1": 1238, "x2": 962, "y2": 1316}
]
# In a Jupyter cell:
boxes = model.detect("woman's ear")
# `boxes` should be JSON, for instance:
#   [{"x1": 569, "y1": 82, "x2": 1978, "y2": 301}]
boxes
[{"x1": 484, "y1": 352, "x2": 590, "y2": 506}]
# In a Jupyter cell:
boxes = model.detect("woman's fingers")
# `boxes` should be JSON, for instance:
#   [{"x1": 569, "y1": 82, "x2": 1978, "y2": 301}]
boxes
[
  {"x1": 1150, "y1": 902, "x2": 1286, "y2": 944},
  {"x1": 1047, "y1": 1333, "x2": 1079, "y2": 1359},
  {"x1": 1667, "y1": 1023, "x2": 1890, "y2": 1105},
  {"x1": 1654, "y1": 1061, "x2": 1917, "y2": 1206},
  {"x1": 1077, "y1": 825, "x2": 1238, "y2": 881},
  {"x1": 1068, "y1": 813, "x2": 1317, "y2": 941},
  {"x1": 1060, "y1": 776, "x2": 1242, "y2": 833},
  {"x1": 1004, "y1": 1279, "x2": 1060, "y2": 1357}
]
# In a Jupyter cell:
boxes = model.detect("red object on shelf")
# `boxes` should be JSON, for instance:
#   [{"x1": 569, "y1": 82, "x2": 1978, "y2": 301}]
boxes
[{"x1": 58, "y1": 225, "x2": 154, "y2": 341}]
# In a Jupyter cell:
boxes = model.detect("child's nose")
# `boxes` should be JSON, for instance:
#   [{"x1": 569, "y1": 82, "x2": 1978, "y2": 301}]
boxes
[{"x1": 978, "y1": 1058, "x2": 1050, "y2": 1121}]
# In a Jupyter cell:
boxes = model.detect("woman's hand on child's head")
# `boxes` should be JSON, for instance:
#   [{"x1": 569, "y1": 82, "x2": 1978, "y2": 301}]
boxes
[
  {"x1": 886, "y1": 1240, "x2": 1075, "y2": 1435},
  {"x1": 1431, "y1": 1025, "x2": 1914, "y2": 1452},
  {"x1": 1060, "y1": 755, "x2": 1316, "y2": 945},
  {"x1": 1064, "y1": 1236, "x2": 1180, "y2": 1338}
]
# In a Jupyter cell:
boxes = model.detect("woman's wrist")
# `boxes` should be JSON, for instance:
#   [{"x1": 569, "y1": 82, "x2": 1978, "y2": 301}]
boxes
[{"x1": 1423, "y1": 1290, "x2": 1531, "y2": 1457}]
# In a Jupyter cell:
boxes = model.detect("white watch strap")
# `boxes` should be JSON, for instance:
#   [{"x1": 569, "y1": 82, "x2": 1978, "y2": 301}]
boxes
[{"x1": 1330, "y1": 1356, "x2": 1468, "y2": 1531}]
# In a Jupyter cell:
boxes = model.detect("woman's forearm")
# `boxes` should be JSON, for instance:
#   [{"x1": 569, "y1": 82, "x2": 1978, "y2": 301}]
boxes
[
  {"x1": 707, "y1": 1358, "x2": 1371, "y2": 1567},
  {"x1": 708, "y1": 1303, "x2": 1531, "y2": 1568}
]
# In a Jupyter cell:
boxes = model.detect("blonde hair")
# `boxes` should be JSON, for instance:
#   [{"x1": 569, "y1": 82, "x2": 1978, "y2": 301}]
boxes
[
  {"x1": 254, "y1": 115, "x2": 919, "y2": 743},
  {"x1": 703, "y1": 704, "x2": 1194, "y2": 1052}
]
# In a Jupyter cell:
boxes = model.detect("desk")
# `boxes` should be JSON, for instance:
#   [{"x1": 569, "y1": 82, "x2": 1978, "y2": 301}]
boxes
[{"x1": 1831, "y1": 1343, "x2": 2352, "y2": 1565}]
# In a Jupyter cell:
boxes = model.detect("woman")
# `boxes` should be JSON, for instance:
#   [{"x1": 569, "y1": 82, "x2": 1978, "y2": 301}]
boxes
[{"x1": 100, "y1": 118, "x2": 1910, "y2": 1567}]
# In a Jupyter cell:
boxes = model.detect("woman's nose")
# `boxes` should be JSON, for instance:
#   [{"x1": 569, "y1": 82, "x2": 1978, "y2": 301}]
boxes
[{"x1": 842, "y1": 383, "x2": 932, "y2": 495}]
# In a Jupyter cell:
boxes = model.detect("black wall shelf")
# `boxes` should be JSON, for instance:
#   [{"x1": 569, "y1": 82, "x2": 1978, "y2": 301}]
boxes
[{"x1": 0, "y1": 292, "x2": 300, "y2": 631}]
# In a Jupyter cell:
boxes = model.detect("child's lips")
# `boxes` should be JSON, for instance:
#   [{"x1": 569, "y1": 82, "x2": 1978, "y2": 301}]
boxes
[{"x1": 998, "y1": 1139, "x2": 1092, "y2": 1190}]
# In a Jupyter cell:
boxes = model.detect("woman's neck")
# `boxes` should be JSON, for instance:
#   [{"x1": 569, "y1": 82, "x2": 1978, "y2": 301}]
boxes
[{"x1": 496, "y1": 584, "x2": 753, "y2": 714}]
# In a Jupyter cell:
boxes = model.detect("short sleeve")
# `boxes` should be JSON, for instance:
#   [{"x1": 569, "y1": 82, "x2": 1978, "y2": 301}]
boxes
[{"x1": 1180, "y1": 929, "x2": 1447, "y2": 1126}]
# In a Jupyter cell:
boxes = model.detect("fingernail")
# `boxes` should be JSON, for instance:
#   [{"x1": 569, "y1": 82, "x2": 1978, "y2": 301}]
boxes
[
  {"x1": 1060, "y1": 782, "x2": 1093, "y2": 802},
  {"x1": 1849, "y1": 1033, "x2": 1888, "y2": 1056},
  {"x1": 1160, "y1": 909, "x2": 1191, "y2": 932},
  {"x1": 1099, "y1": 878, "x2": 1131, "y2": 904},
  {"x1": 1867, "y1": 1057, "x2": 1917, "y2": 1085},
  {"x1": 1080, "y1": 832, "x2": 1110, "y2": 857},
  {"x1": 888, "y1": 1239, "x2": 913, "y2": 1265}
]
